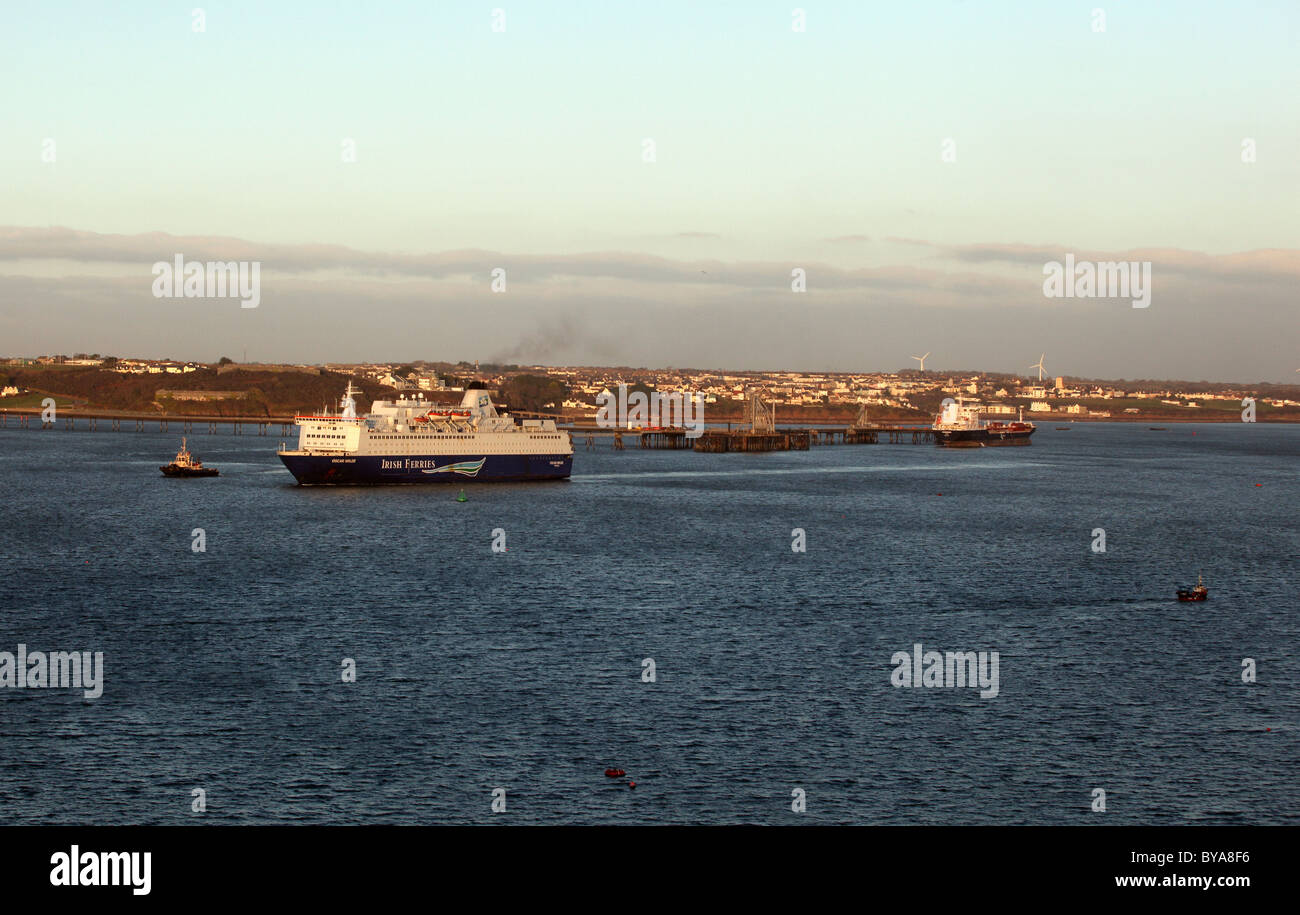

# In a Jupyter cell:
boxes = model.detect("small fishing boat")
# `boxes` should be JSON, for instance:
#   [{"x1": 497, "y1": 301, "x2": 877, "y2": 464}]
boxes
[
  {"x1": 160, "y1": 437, "x2": 219, "y2": 477},
  {"x1": 1176, "y1": 573, "x2": 1208, "y2": 602}
]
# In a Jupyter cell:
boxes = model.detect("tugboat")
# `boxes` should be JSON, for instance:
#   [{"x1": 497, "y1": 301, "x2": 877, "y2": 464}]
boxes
[
  {"x1": 160, "y1": 437, "x2": 219, "y2": 477},
  {"x1": 1176, "y1": 573, "x2": 1208, "y2": 602}
]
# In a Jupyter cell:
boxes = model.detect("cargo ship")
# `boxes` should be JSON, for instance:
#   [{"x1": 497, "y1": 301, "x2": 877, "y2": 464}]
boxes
[
  {"x1": 277, "y1": 383, "x2": 573, "y2": 484},
  {"x1": 933, "y1": 399, "x2": 1035, "y2": 447}
]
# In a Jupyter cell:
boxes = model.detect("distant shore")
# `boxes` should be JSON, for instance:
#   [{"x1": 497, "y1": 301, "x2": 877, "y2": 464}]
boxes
[
  {"x1": 3, "y1": 405, "x2": 1298, "y2": 427},
  {"x1": 681, "y1": 410, "x2": 1300, "y2": 425},
  {"x1": 3, "y1": 361, "x2": 1298, "y2": 425}
]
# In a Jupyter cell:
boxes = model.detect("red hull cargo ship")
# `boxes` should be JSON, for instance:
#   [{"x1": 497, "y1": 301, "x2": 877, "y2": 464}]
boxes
[{"x1": 933, "y1": 399, "x2": 1035, "y2": 448}]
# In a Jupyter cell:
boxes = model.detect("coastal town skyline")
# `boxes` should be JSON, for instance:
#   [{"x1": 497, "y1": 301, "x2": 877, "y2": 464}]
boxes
[
  {"x1": 7, "y1": 350, "x2": 1300, "y2": 390},
  {"x1": 6, "y1": 353, "x2": 1298, "y2": 426}
]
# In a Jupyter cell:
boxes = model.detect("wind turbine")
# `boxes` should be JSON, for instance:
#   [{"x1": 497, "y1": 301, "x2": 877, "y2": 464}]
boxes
[
  {"x1": 911, "y1": 352, "x2": 930, "y2": 372},
  {"x1": 1029, "y1": 353, "x2": 1047, "y2": 381}
]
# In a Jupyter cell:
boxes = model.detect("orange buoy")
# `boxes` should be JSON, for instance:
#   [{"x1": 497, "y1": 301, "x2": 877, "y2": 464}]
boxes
[{"x1": 628, "y1": 780, "x2": 636, "y2": 788}]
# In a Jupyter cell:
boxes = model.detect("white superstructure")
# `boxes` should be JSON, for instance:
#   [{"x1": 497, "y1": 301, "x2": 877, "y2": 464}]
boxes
[
  {"x1": 285, "y1": 383, "x2": 572, "y2": 457},
  {"x1": 934, "y1": 397, "x2": 1026, "y2": 430}
]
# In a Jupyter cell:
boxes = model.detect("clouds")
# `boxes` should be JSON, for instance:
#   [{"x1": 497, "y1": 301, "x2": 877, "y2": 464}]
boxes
[
  {"x1": 8, "y1": 225, "x2": 1296, "y2": 291},
  {"x1": 0, "y1": 225, "x2": 1296, "y2": 380},
  {"x1": 893, "y1": 237, "x2": 1300, "y2": 285},
  {"x1": 0, "y1": 225, "x2": 1064, "y2": 298}
]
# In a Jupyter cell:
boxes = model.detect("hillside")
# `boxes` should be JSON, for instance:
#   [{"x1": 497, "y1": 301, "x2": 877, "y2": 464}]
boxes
[{"x1": 1, "y1": 365, "x2": 396, "y2": 417}]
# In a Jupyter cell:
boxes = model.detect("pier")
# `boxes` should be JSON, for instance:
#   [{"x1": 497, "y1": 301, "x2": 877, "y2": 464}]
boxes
[
  {"x1": 638, "y1": 429, "x2": 692, "y2": 449},
  {"x1": 2, "y1": 400, "x2": 934, "y2": 448},
  {"x1": 691, "y1": 394, "x2": 809, "y2": 452},
  {"x1": 635, "y1": 401, "x2": 933, "y2": 451},
  {"x1": 0, "y1": 408, "x2": 295, "y2": 436},
  {"x1": 634, "y1": 426, "x2": 933, "y2": 450},
  {"x1": 691, "y1": 429, "x2": 811, "y2": 452},
  {"x1": 802, "y1": 426, "x2": 934, "y2": 444}
]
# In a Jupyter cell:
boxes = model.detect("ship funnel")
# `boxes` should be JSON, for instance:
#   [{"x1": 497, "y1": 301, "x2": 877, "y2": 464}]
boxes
[{"x1": 461, "y1": 388, "x2": 497, "y2": 420}]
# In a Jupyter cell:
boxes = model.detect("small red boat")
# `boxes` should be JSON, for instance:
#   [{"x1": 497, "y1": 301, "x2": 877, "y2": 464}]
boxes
[
  {"x1": 604, "y1": 768, "x2": 626, "y2": 778},
  {"x1": 1176, "y1": 573, "x2": 1208, "y2": 602}
]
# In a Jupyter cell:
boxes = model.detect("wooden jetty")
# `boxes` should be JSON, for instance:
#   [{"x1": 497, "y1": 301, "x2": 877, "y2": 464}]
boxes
[
  {"x1": 632, "y1": 398, "x2": 934, "y2": 451},
  {"x1": 693, "y1": 394, "x2": 807, "y2": 452},
  {"x1": 802, "y1": 426, "x2": 933, "y2": 444},
  {"x1": 3, "y1": 398, "x2": 935, "y2": 449},
  {"x1": 635, "y1": 425, "x2": 935, "y2": 449},
  {"x1": 0, "y1": 407, "x2": 295, "y2": 436},
  {"x1": 804, "y1": 403, "x2": 934, "y2": 444},
  {"x1": 692, "y1": 429, "x2": 810, "y2": 452},
  {"x1": 639, "y1": 428, "x2": 692, "y2": 449},
  {"x1": 633, "y1": 394, "x2": 814, "y2": 452}
]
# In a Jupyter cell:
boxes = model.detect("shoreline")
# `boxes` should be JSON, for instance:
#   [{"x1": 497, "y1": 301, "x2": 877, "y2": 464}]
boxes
[{"x1": 4, "y1": 406, "x2": 1298, "y2": 427}]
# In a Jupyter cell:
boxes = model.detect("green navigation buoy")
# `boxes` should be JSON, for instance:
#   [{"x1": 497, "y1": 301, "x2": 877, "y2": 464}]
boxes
[{"x1": 456, "y1": 490, "x2": 467, "y2": 502}]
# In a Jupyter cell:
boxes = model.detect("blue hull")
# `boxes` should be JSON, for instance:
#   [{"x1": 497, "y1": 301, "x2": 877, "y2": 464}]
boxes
[{"x1": 279, "y1": 452, "x2": 572, "y2": 485}]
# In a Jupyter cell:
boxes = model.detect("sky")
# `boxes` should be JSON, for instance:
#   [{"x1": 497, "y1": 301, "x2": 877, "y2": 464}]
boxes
[{"x1": 1, "y1": 1, "x2": 1297, "y2": 380}]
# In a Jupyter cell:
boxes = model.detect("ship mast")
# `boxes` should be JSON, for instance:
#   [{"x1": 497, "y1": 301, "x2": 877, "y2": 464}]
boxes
[{"x1": 340, "y1": 382, "x2": 358, "y2": 419}]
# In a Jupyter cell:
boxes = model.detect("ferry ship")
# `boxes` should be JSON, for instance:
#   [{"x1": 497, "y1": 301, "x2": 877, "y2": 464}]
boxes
[
  {"x1": 933, "y1": 399, "x2": 1035, "y2": 447},
  {"x1": 278, "y1": 383, "x2": 573, "y2": 484}
]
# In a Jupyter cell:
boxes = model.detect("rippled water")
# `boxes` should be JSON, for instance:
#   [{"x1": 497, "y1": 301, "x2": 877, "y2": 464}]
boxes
[{"x1": 0, "y1": 423, "x2": 1296, "y2": 824}]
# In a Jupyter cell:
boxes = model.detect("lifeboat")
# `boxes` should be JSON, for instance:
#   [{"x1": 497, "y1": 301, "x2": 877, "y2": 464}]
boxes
[{"x1": 604, "y1": 768, "x2": 626, "y2": 778}]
